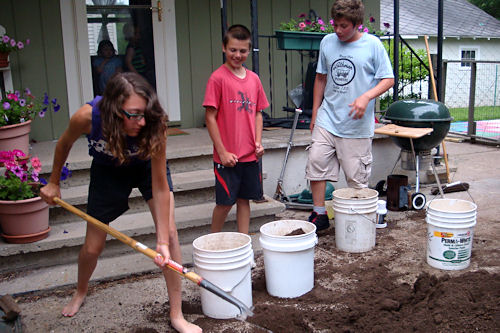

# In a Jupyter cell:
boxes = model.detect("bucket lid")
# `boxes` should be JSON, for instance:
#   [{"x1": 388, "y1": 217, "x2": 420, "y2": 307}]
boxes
[{"x1": 333, "y1": 188, "x2": 378, "y2": 200}]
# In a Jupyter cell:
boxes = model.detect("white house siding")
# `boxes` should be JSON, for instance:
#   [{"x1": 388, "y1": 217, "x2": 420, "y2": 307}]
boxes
[{"x1": 401, "y1": 37, "x2": 500, "y2": 108}]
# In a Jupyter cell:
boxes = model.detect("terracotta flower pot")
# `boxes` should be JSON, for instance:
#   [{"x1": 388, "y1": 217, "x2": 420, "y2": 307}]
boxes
[
  {"x1": 0, "y1": 52, "x2": 9, "y2": 68},
  {"x1": 0, "y1": 196, "x2": 50, "y2": 244},
  {"x1": 0, "y1": 120, "x2": 31, "y2": 155}
]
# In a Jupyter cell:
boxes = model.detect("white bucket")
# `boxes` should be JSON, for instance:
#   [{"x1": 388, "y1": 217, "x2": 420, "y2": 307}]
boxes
[
  {"x1": 259, "y1": 220, "x2": 317, "y2": 298},
  {"x1": 426, "y1": 199, "x2": 477, "y2": 270},
  {"x1": 192, "y1": 232, "x2": 253, "y2": 319},
  {"x1": 332, "y1": 188, "x2": 378, "y2": 253}
]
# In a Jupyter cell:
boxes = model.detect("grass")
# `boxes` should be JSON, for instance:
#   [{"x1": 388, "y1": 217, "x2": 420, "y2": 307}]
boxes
[{"x1": 449, "y1": 106, "x2": 500, "y2": 122}]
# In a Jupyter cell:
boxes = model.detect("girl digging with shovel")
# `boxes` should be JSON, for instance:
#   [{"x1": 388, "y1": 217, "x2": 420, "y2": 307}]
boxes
[{"x1": 40, "y1": 72, "x2": 202, "y2": 333}]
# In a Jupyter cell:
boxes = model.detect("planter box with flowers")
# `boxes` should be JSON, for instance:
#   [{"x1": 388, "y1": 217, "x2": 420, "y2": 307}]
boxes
[
  {"x1": 0, "y1": 89, "x2": 60, "y2": 154},
  {"x1": 0, "y1": 150, "x2": 71, "y2": 243},
  {"x1": 275, "y1": 12, "x2": 334, "y2": 51},
  {"x1": 276, "y1": 12, "x2": 390, "y2": 51},
  {"x1": 0, "y1": 34, "x2": 30, "y2": 68}
]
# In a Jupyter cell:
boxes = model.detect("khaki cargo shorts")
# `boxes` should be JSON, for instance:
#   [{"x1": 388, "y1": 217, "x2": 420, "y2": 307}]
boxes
[{"x1": 305, "y1": 126, "x2": 373, "y2": 188}]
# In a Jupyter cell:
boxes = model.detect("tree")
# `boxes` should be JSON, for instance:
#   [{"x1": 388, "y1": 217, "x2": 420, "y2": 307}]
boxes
[{"x1": 468, "y1": 0, "x2": 500, "y2": 20}]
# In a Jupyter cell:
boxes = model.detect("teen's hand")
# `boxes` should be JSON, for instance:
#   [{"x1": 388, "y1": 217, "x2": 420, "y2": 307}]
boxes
[
  {"x1": 40, "y1": 182, "x2": 61, "y2": 205},
  {"x1": 220, "y1": 151, "x2": 238, "y2": 167},
  {"x1": 154, "y1": 243, "x2": 171, "y2": 268},
  {"x1": 348, "y1": 94, "x2": 370, "y2": 120},
  {"x1": 255, "y1": 142, "x2": 265, "y2": 158}
]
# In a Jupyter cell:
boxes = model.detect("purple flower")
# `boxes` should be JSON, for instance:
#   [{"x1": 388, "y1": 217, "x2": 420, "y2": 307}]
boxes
[
  {"x1": 370, "y1": 16, "x2": 375, "y2": 23},
  {"x1": 10, "y1": 165, "x2": 24, "y2": 179},
  {"x1": 43, "y1": 93, "x2": 49, "y2": 105},
  {"x1": 305, "y1": 19, "x2": 311, "y2": 25},
  {"x1": 25, "y1": 39, "x2": 30, "y2": 45},
  {"x1": 60, "y1": 164, "x2": 72, "y2": 181},
  {"x1": 2, "y1": 35, "x2": 9, "y2": 43},
  {"x1": 39, "y1": 111, "x2": 46, "y2": 118},
  {"x1": 318, "y1": 18, "x2": 324, "y2": 25},
  {"x1": 19, "y1": 99, "x2": 26, "y2": 107},
  {"x1": 384, "y1": 22, "x2": 390, "y2": 28},
  {"x1": 15, "y1": 90, "x2": 20, "y2": 98},
  {"x1": 17, "y1": 41, "x2": 24, "y2": 49},
  {"x1": 24, "y1": 88, "x2": 31, "y2": 95},
  {"x1": 298, "y1": 13, "x2": 306, "y2": 18},
  {"x1": 330, "y1": 19, "x2": 334, "y2": 25},
  {"x1": 40, "y1": 177, "x2": 47, "y2": 185},
  {"x1": 31, "y1": 170, "x2": 39, "y2": 182},
  {"x1": 2, "y1": 102, "x2": 10, "y2": 110},
  {"x1": 363, "y1": 27, "x2": 369, "y2": 33},
  {"x1": 54, "y1": 104, "x2": 60, "y2": 112},
  {"x1": 10, "y1": 39, "x2": 16, "y2": 47}
]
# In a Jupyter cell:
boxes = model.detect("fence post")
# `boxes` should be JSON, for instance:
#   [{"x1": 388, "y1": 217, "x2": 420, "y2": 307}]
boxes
[{"x1": 467, "y1": 62, "x2": 477, "y2": 137}]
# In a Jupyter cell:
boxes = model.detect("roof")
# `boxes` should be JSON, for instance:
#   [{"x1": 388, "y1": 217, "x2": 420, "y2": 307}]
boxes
[{"x1": 380, "y1": 0, "x2": 500, "y2": 38}]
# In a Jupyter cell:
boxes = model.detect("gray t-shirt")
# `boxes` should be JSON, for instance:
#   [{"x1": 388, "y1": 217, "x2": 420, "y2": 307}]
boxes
[{"x1": 316, "y1": 33, "x2": 393, "y2": 138}]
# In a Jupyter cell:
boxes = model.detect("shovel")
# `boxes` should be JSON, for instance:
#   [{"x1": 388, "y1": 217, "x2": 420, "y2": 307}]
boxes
[{"x1": 53, "y1": 197, "x2": 254, "y2": 319}]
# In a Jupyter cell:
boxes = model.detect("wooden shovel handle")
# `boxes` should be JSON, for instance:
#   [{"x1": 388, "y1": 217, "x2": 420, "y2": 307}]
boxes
[
  {"x1": 52, "y1": 197, "x2": 202, "y2": 285},
  {"x1": 424, "y1": 35, "x2": 451, "y2": 183}
]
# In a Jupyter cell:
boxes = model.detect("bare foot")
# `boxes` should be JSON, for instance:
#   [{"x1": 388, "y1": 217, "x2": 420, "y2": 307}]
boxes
[
  {"x1": 61, "y1": 292, "x2": 86, "y2": 317},
  {"x1": 171, "y1": 316, "x2": 202, "y2": 333}
]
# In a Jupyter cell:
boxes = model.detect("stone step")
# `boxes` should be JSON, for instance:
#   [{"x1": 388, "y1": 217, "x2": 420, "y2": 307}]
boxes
[
  {"x1": 0, "y1": 196, "x2": 285, "y2": 274},
  {"x1": 0, "y1": 233, "x2": 265, "y2": 296},
  {"x1": 50, "y1": 169, "x2": 217, "y2": 224}
]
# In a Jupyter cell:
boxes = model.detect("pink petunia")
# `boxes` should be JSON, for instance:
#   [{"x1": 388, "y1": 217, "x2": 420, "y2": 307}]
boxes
[
  {"x1": 364, "y1": 27, "x2": 369, "y2": 33},
  {"x1": 318, "y1": 18, "x2": 324, "y2": 25},
  {"x1": 2, "y1": 35, "x2": 9, "y2": 43},
  {"x1": 299, "y1": 22, "x2": 306, "y2": 30},
  {"x1": 17, "y1": 41, "x2": 24, "y2": 49},
  {"x1": 31, "y1": 157, "x2": 42, "y2": 172},
  {"x1": 25, "y1": 39, "x2": 30, "y2": 45},
  {"x1": 330, "y1": 19, "x2": 334, "y2": 25},
  {"x1": 10, "y1": 39, "x2": 16, "y2": 47},
  {"x1": 12, "y1": 149, "x2": 26, "y2": 158},
  {"x1": 320, "y1": 26, "x2": 326, "y2": 31},
  {"x1": 7, "y1": 93, "x2": 18, "y2": 101}
]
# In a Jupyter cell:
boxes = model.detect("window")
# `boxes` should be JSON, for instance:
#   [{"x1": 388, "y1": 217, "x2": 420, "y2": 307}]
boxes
[{"x1": 461, "y1": 48, "x2": 477, "y2": 67}]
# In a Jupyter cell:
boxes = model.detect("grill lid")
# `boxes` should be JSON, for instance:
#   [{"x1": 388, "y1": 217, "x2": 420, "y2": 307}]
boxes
[{"x1": 384, "y1": 99, "x2": 453, "y2": 122}]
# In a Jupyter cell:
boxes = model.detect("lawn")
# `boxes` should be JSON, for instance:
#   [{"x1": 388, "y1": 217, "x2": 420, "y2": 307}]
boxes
[{"x1": 449, "y1": 105, "x2": 500, "y2": 122}]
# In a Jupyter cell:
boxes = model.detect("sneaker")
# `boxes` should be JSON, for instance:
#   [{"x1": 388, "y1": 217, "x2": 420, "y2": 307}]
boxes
[{"x1": 308, "y1": 212, "x2": 330, "y2": 231}]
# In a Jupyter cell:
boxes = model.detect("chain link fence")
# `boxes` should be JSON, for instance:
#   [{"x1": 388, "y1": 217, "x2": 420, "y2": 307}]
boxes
[{"x1": 445, "y1": 60, "x2": 500, "y2": 142}]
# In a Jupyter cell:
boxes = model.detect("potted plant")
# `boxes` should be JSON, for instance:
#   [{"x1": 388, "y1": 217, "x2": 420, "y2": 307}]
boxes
[
  {"x1": 0, "y1": 88, "x2": 60, "y2": 154},
  {"x1": 0, "y1": 149, "x2": 71, "y2": 243},
  {"x1": 276, "y1": 12, "x2": 389, "y2": 51},
  {"x1": 0, "y1": 34, "x2": 30, "y2": 68}
]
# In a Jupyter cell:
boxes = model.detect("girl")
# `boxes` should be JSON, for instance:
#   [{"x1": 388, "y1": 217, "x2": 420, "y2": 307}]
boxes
[
  {"x1": 92, "y1": 40, "x2": 123, "y2": 94},
  {"x1": 40, "y1": 72, "x2": 201, "y2": 333}
]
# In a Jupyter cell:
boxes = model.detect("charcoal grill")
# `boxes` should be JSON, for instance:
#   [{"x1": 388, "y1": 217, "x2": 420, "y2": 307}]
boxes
[{"x1": 376, "y1": 99, "x2": 452, "y2": 209}]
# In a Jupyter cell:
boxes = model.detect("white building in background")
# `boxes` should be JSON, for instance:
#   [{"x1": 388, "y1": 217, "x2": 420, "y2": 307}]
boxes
[{"x1": 381, "y1": 0, "x2": 500, "y2": 108}]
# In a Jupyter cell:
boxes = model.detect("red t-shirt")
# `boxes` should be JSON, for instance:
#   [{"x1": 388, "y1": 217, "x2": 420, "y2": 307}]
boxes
[{"x1": 203, "y1": 65, "x2": 269, "y2": 163}]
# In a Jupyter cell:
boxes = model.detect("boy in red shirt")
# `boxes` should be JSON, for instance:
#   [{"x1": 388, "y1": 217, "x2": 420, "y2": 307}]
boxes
[{"x1": 203, "y1": 24, "x2": 269, "y2": 234}]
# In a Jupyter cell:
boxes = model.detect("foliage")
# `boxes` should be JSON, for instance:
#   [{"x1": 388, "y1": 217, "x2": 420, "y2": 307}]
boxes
[
  {"x1": 379, "y1": 39, "x2": 430, "y2": 110},
  {"x1": 0, "y1": 35, "x2": 30, "y2": 53},
  {"x1": 0, "y1": 89, "x2": 60, "y2": 127},
  {"x1": 467, "y1": 0, "x2": 500, "y2": 19},
  {"x1": 0, "y1": 150, "x2": 71, "y2": 201}
]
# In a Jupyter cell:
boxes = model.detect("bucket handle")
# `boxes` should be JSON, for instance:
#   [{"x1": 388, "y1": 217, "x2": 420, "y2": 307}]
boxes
[
  {"x1": 348, "y1": 207, "x2": 377, "y2": 224},
  {"x1": 225, "y1": 259, "x2": 254, "y2": 293}
]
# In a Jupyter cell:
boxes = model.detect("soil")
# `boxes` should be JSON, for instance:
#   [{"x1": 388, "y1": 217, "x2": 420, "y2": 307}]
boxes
[
  {"x1": 8, "y1": 142, "x2": 500, "y2": 332},
  {"x1": 285, "y1": 228, "x2": 306, "y2": 236}
]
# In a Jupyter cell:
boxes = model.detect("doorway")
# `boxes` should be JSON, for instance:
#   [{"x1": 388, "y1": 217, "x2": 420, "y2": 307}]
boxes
[{"x1": 63, "y1": 0, "x2": 181, "y2": 121}]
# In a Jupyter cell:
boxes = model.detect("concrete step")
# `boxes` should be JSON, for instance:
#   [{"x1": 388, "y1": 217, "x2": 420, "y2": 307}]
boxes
[
  {"x1": 50, "y1": 169, "x2": 217, "y2": 224},
  {"x1": 0, "y1": 196, "x2": 285, "y2": 274},
  {"x1": 0, "y1": 233, "x2": 265, "y2": 296}
]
